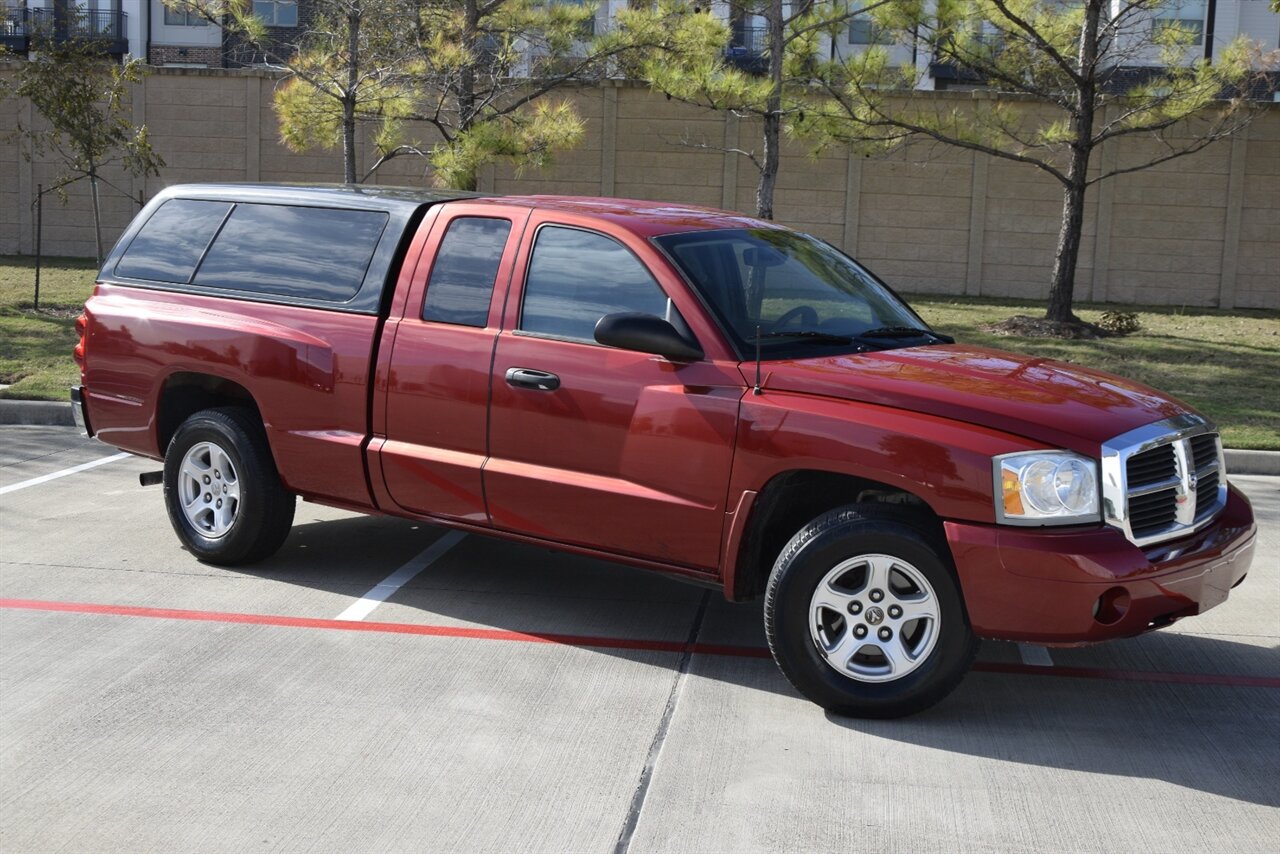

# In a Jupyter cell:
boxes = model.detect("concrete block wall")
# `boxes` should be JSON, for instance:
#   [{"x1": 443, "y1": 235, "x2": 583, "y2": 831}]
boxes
[
  {"x1": 2, "y1": 68, "x2": 1276, "y2": 309},
  {"x1": 1237, "y1": 115, "x2": 1280, "y2": 310}
]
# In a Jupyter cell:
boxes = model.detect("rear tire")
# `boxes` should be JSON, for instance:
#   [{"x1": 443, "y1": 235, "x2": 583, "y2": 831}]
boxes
[
  {"x1": 163, "y1": 407, "x2": 295, "y2": 566},
  {"x1": 764, "y1": 505, "x2": 977, "y2": 718}
]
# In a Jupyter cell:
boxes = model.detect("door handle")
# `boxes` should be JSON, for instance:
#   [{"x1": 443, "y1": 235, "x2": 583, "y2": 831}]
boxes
[{"x1": 505, "y1": 367, "x2": 561, "y2": 391}]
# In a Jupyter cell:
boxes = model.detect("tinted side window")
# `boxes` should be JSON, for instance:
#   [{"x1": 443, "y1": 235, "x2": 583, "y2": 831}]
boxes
[
  {"x1": 520, "y1": 227, "x2": 667, "y2": 342},
  {"x1": 194, "y1": 204, "x2": 388, "y2": 302},
  {"x1": 116, "y1": 199, "x2": 231, "y2": 283},
  {"x1": 422, "y1": 217, "x2": 512, "y2": 326}
]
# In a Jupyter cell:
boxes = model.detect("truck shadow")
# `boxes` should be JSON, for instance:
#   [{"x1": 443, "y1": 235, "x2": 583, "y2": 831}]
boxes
[{"x1": 246, "y1": 513, "x2": 1279, "y2": 808}]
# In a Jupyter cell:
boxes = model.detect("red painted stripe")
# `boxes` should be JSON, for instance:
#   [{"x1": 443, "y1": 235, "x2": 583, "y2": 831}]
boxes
[
  {"x1": 0, "y1": 597, "x2": 692, "y2": 653},
  {"x1": 3, "y1": 597, "x2": 1278, "y2": 689}
]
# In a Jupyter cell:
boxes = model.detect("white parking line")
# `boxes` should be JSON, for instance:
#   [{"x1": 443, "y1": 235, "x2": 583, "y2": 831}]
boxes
[
  {"x1": 1018, "y1": 643, "x2": 1054, "y2": 667},
  {"x1": 0, "y1": 452, "x2": 132, "y2": 496},
  {"x1": 335, "y1": 531, "x2": 467, "y2": 621}
]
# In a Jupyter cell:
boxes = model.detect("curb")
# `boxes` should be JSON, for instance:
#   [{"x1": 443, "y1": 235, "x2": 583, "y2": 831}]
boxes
[
  {"x1": 1223, "y1": 449, "x2": 1280, "y2": 477},
  {"x1": 0, "y1": 399, "x2": 73, "y2": 427},
  {"x1": 1, "y1": 399, "x2": 1277, "y2": 476}
]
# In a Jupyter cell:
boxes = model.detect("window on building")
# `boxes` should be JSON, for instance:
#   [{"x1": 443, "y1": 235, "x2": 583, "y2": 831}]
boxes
[
  {"x1": 545, "y1": 0, "x2": 595, "y2": 37},
  {"x1": 253, "y1": 0, "x2": 299, "y2": 27},
  {"x1": 164, "y1": 2, "x2": 209, "y2": 27},
  {"x1": 1152, "y1": 0, "x2": 1206, "y2": 45},
  {"x1": 848, "y1": 16, "x2": 891, "y2": 46},
  {"x1": 520, "y1": 226, "x2": 669, "y2": 342},
  {"x1": 422, "y1": 218, "x2": 513, "y2": 326}
]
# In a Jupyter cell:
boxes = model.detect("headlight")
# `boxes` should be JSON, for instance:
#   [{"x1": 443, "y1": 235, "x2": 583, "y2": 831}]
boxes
[{"x1": 994, "y1": 451, "x2": 1100, "y2": 525}]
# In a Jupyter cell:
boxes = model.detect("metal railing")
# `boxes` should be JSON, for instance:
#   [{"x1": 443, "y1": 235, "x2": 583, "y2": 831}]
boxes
[
  {"x1": 725, "y1": 26, "x2": 768, "y2": 73},
  {"x1": 1, "y1": 8, "x2": 129, "y2": 52}
]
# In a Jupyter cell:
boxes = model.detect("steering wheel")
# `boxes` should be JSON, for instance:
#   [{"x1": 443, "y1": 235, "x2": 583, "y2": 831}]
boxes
[{"x1": 772, "y1": 305, "x2": 819, "y2": 331}]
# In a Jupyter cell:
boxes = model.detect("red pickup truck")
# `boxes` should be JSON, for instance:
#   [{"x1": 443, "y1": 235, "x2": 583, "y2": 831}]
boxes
[{"x1": 73, "y1": 184, "x2": 1256, "y2": 717}]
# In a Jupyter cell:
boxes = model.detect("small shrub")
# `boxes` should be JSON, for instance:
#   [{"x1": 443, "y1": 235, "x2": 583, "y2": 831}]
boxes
[{"x1": 1098, "y1": 311, "x2": 1141, "y2": 335}]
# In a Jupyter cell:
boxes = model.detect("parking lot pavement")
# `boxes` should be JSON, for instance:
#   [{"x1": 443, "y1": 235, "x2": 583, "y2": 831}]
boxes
[{"x1": 2, "y1": 427, "x2": 1277, "y2": 853}]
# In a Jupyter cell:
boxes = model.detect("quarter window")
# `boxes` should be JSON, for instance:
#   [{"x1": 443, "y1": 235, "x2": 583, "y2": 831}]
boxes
[
  {"x1": 422, "y1": 217, "x2": 512, "y2": 326},
  {"x1": 194, "y1": 203, "x2": 388, "y2": 302},
  {"x1": 115, "y1": 199, "x2": 230, "y2": 284},
  {"x1": 520, "y1": 226, "x2": 668, "y2": 342}
]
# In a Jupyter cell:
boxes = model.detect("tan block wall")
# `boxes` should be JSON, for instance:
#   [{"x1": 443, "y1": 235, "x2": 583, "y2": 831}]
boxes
[
  {"x1": 1237, "y1": 114, "x2": 1280, "y2": 310},
  {"x1": 2, "y1": 67, "x2": 1276, "y2": 309}
]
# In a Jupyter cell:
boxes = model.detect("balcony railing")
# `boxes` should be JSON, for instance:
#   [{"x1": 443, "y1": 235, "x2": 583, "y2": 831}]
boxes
[
  {"x1": 725, "y1": 26, "x2": 768, "y2": 74},
  {"x1": 1, "y1": 8, "x2": 129, "y2": 55}
]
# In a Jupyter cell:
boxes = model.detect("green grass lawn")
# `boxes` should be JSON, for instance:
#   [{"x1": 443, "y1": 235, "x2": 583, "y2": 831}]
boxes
[
  {"x1": 2, "y1": 256, "x2": 1277, "y2": 449},
  {"x1": 0, "y1": 256, "x2": 99, "y2": 401}
]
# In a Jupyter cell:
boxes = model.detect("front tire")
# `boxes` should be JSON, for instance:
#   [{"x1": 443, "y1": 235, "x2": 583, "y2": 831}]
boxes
[
  {"x1": 764, "y1": 505, "x2": 978, "y2": 718},
  {"x1": 163, "y1": 407, "x2": 295, "y2": 566}
]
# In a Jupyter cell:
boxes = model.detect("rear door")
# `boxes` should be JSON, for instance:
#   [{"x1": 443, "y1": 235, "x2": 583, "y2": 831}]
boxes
[
  {"x1": 380, "y1": 203, "x2": 530, "y2": 521},
  {"x1": 484, "y1": 216, "x2": 745, "y2": 570}
]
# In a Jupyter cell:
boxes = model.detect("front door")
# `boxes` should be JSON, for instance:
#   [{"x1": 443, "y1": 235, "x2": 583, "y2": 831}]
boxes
[{"x1": 485, "y1": 220, "x2": 744, "y2": 570}]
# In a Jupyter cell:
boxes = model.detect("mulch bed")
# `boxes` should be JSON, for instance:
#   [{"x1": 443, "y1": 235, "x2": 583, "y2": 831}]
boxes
[{"x1": 981, "y1": 315, "x2": 1114, "y2": 340}]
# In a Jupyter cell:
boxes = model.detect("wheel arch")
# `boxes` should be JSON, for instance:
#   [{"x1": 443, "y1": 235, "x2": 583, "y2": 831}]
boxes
[
  {"x1": 156, "y1": 372, "x2": 263, "y2": 458},
  {"x1": 726, "y1": 469, "x2": 946, "y2": 602}
]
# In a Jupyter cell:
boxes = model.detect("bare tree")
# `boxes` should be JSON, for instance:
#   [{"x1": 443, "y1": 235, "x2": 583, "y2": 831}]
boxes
[
  {"x1": 637, "y1": 0, "x2": 891, "y2": 219},
  {"x1": 182, "y1": 0, "x2": 410, "y2": 184},
  {"x1": 392, "y1": 0, "x2": 665, "y2": 189},
  {"x1": 800, "y1": 0, "x2": 1275, "y2": 325},
  {"x1": 3, "y1": 21, "x2": 164, "y2": 263},
  {"x1": 190, "y1": 0, "x2": 661, "y2": 189}
]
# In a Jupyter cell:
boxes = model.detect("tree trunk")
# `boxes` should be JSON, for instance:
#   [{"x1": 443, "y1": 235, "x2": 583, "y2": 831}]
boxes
[
  {"x1": 1046, "y1": 176, "x2": 1087, "y2": 323},
  {"x1": 1045, "y1": 0, "x2": 1102, "y2": 324},
  {"x1": 342, "y1": 97, "x2": 357, "y2": 184},
  {"x1": 443, "y1": 0, "x2": 480, "y2": 192},
  {"x1": 460, "y1": 0, "x2": 478, "y2": 129},
  {"x1": 89, "y1": 169, "x2": 103, "y2": 266},
  {"x1": 756, "y1": 0, "x2": 785, "y2": 220},
  {"x1": 343, "y1": 8, "x2": 360, "y2": 184}
]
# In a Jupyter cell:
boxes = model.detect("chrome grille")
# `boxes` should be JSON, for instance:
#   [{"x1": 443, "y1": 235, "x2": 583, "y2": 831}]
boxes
[
  {"x1": 1194, "y1": 469, "x2": 1220, "y2": 520},
  {"x1": 1190, "y1": 433, "x2": 1218, "y2": 471},
  {"x1": 1127, "y1": 486, "x2": 1179, "y2": 537},
  {"x1": 1100, "y1": 414, "x2": 1227, "y2": 547},
  {"x1": 1126, "y1": 444, "x2": 1176, "y2": 487}
]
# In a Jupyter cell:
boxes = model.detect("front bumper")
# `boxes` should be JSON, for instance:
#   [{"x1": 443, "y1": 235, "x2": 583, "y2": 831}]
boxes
[
  {"x1": 946, "y1": 484, "x2": 1256, "y2": 644},
  {"x1": 70, "y1": 386, "x2": 93, "y2": 438}
]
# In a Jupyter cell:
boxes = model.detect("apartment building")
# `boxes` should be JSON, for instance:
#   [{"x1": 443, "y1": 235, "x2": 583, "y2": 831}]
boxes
[
  {"x1": 2, "y1": 0, "x2": 1275, "y2": 85},
  {"x1": 0, "y1": 0, "x2": 299, "y2": 66},
  {"x1": 713, "y1": 1, "x2": 1279, "y2": 90}
]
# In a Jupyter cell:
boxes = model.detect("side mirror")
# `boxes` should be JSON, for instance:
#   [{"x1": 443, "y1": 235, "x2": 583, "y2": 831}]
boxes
[{"x1": 594, "y1": 312, "x2": 704, "y2": 362}]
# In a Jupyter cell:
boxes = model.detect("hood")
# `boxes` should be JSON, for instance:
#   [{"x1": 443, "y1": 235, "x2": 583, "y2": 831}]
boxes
[{"x1": 752, "y1": 344, "x2": 1193, "y2": 453}]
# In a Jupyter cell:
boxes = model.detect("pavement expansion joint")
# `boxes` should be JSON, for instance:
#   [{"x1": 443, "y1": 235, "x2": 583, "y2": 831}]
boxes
[{"x1": 613, "y1": 590, "x2": 711, "y2": 854}]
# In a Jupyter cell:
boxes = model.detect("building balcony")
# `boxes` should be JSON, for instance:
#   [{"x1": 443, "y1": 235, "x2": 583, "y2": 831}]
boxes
[
  {"x1": 1, "y1": 8, "x2": 130, "y2": 56},
  {"x1": 725, "y1": 26, "x2": 768, "y2": 74}
]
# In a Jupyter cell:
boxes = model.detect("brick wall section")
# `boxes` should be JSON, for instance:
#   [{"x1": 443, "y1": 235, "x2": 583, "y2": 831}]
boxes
[
  {"x1": 1, "y1": 68, "x2": 1276, "y2": 309},
  {"x1": 225, "y1": 2, "x2": 320, "y2": 68},
  {"x1": 148, "y1": 45, "x2": 224, "y2": 67}
]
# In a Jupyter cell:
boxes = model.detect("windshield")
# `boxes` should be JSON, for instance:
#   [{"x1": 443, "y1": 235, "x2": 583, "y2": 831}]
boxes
[{"x1": 654, "y1": 228, "x2": 937, "y2": 359}]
